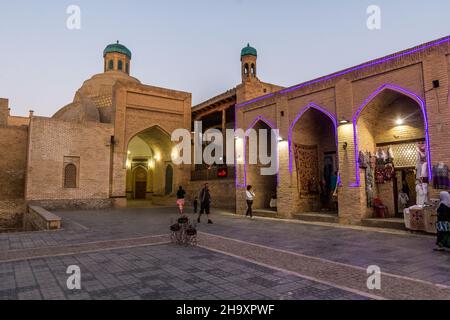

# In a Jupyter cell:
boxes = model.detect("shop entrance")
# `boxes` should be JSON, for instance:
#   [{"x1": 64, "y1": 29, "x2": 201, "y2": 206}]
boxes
[
  {"x1": 290, "y1": 106, "x2": 338, "y2": 215},
  {"x1": 246, "y1": 120, "x2": 278, "y2": 211},
  {"x1": 356, "y1": 87, "x2": 428, "y2": 219}
]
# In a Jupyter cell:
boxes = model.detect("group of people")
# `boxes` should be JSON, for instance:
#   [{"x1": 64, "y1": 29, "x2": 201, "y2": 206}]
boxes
[
  {"x1": 174, "y1": 183, "x2": 258, "y2": 222},
  {"x1": 176, "y1": 183, "x2": 213, "y2": 224},
  {"x1": 173, "y1": 182, "x2": 450, "y2": 252}
]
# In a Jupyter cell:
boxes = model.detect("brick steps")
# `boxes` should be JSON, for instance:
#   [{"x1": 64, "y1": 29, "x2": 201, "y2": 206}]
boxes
[
  {"x1": 361, "y1": 218, "x2": 406, "y2": 231},
  {"x1": 293, "y1": 212, "x2": 339, "y2": 224},
  {"x1": 252, "y1": 209, "x2": 278, "y2": 218}
]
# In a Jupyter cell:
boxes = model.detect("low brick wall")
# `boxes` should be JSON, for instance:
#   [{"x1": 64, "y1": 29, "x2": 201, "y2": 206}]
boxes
[
  {"x1": 24, "y1": 206, "x2": 61, "y2": 231},
  {"x1": 0, "y1": 200, "x2": 26, "y2": 231},
  {"x1": 28, "y1": 199, "x2": 113, "y2": 211},
  {"x1": 186, "y1": 179, "x2": 236, "y2": 210}
]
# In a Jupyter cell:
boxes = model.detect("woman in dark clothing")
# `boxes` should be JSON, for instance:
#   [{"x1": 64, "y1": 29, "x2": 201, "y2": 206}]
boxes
[
  {"x1": 435, "y1": 191, "x2": 450, "y2": 251},
  {"x1": 176, "y1": 186, "x2": 186, "y2": 215}
]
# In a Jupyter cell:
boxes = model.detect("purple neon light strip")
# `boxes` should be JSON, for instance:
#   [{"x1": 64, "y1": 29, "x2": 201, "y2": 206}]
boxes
[
  {"x1": 351, "y1": 84, "x2": 432, "y2": 187},
  {"x1": 287, "y1": 103, "x2": 338, "y2": 174},
  {"x1": 236, "y1": 36, "x2": 450, "y2": 109}
]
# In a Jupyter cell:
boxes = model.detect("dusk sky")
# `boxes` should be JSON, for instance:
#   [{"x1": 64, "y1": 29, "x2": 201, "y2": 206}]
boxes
[{"x1": 1, "y1": 0, "x2": 450, "y2": 117}]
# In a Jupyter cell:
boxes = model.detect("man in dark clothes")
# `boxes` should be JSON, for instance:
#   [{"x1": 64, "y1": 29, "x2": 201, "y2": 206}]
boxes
[{"x1": 198, "y1": 183, "x2": 213, "y2": 224}]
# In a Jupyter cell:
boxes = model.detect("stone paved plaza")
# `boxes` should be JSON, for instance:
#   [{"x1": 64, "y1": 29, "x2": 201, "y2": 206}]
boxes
[{"x1": 0, "y1": 206, "x2": 449, "y2": 300}]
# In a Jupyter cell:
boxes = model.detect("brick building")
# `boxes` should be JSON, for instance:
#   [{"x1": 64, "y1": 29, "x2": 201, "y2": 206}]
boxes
[
  {"x1": 0, "y1": 42, "x2": 192, "y2": 230},
  {"x1": 235, "y1": 35, "x2": 450, "y2": 225},
  {"x1": 1, "y1": 36, "x2": 450, "y2": 230}
]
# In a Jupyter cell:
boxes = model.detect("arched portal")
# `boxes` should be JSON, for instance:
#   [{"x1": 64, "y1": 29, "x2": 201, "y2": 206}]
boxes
[
  {"x1": 126, "y1": 126, "x2": 174, "y2": 201},
  {"x1": 245, "y1": 118, "x2": 278, "y2": 211},
  {"x1": 289, "y1": 105, "x2": 338, "y2": 214},
  {"x1": 354, "y1": 85, "x2": 429, "y2": 218}
]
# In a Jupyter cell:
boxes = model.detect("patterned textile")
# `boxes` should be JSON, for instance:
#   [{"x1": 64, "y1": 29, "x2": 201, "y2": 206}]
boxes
[
  {"x1": 410, "y1": 209, "x2": 425, "y2": 231},
  {"x1": 384, "y1": 163, "x2": 395, "y2": 181},
  {"x1": 432, "y1": 165, "x2": 449, "y2": 189},
  {"x1": 359, "y1": 151, "x2": 368, "y2": 169},
  {"x1": 293, "y1": 144, "x2": 319, "y2": 195},
  {"x1": 437, "y1": 204, "x2": 450, "y2": 249}
]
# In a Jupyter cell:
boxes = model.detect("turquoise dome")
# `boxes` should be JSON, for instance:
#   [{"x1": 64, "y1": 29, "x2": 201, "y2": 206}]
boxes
[
  {"x1": 241, "y1": 43, "x2": 257, "y2": 58},
  {"x1": 103, "y1": 41, "x2": 132, "y2": 59}
]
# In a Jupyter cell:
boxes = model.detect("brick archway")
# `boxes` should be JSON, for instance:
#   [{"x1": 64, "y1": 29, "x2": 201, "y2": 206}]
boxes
[
  {"x1": 352, "y1": 84, "x2": 431, "y2": 187},
  {"x1": 288, "y1": 103, "x2": 338, "y2": 174}
]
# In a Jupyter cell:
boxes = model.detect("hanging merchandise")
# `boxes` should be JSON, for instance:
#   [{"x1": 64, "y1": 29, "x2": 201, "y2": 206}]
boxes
[
  {"x1": 365, "y1": 151, "x2": 374, "y2": 208},
  {"x1": 358, "y1": 151, "x2": 368, "y2": 169},
  {"x1": 432, "y1": 162, "x2": 449, "y2": 189},
  {"x1": 416, "y1": 179, "x2": 429, "y2": 206},
  {"x1": 375, "y1": 148, "x2": 386, "y2": 184},
  {"x1": 398, "y1": 192, "x2": 409, "y2": 211},
  {"x1": 384, "y1": 146, "x2": 395, "y2": 181},
  {"x1": 416, "y1": 142, "x2": 428, "y2": 181}
]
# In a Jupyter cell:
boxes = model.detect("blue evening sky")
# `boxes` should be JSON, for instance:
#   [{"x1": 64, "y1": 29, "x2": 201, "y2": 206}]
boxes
[{"x1": 1, "y1": 0, "x2": 449, "y2": 116}]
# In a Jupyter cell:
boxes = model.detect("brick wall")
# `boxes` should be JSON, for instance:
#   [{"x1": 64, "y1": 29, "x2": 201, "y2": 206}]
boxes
[
  {"x1": 25, "y1": 117, "x2": 113, "y2": 201},
  {"x1": 0, "y1": 126, "x2": 28, "y2": 200},
  {"x1": 186, "y1": 179, "x2": 236, "y2": 210},
  {"x1": 0, "y1": 200, "x2": 26, "y2": 231}
]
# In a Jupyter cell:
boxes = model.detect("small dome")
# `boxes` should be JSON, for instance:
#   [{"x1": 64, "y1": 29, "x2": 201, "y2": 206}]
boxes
[
  {"x1": 241, "y1": 43, "x2": 257, "y2": 58},
  {"x1": 103, "y1": 41, "x2": 132, "y2": 59}
]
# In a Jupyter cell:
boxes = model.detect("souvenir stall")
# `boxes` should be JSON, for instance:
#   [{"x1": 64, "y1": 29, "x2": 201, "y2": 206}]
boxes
[
  {"x1": 359, "y1": 141, "x2": 446, "y2": 233},
  {"x1": 402, "y1": 144, "x2": 449, "y2": 234}
]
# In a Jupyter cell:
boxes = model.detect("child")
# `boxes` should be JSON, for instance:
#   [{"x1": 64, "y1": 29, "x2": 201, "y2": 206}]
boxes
[{"x1": 193, "y1": 197, "x2": 198, "y2": 214}]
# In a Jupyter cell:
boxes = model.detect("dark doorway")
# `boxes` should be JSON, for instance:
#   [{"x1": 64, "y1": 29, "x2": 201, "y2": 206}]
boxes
[
  {"x1": 134, "y1": 167, "x2": 147, "y2": 199},
  {"x1": 165, "y1": 165, "x2": 173, "y2": 195}
]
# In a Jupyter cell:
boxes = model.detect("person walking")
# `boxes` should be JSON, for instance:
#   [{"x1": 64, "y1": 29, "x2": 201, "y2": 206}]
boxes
[
  {"x1": 193, "y1": 197, "x2": 198, "y2": 214},
  {"x1": 176, "y1": 186, "x2": 186, "y2": 215},
  {"x1": 246, "y1": 185, "x2": 255, "y2": 218},
  {"x1": 197, "y1": 183, "x2": 213, "y2": 224},
  {"x1": 435, "y1": 191, "x2": 450, "y2": 251}
]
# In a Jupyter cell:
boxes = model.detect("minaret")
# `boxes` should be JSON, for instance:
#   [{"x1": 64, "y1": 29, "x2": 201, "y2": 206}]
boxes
[
  {"x1": 241, "y1": 43, "x2": 258, "y2": 83},
  {"x1": 103, "y1": 41, "x2": 132, "y2": 75}
]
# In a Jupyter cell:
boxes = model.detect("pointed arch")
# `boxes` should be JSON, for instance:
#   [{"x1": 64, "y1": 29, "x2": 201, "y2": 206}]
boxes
[
  {"x1": 238, "y1": 115, "x2": 278, "y2": 189},
  {"x1": 288, "y1": 103, "x2": 338, "y2": 173},
  {"x1": 351, "y1": 83, "x2": 431, "y2": 187}
]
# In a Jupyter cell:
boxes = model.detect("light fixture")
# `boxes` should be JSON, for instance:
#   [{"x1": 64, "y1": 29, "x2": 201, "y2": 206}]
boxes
[
  {"x1": 343, "y1": 142, "x2": 348, "y2": 150},
  {"x1": 395, "y1": 118, "x2": 404, "y2": 125},
  {"x1": 127, "y1": 150, "x2": 131, "y2": 155},
  {"x1": 154, "y1": 153, "x2": 161, "y2": 162},
  {"x1": 277, "y1": 136, "x2": 284, "y2": 142},
  {"x1": 339, "y1": 119, "x2": 349, "y2": 125}
]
